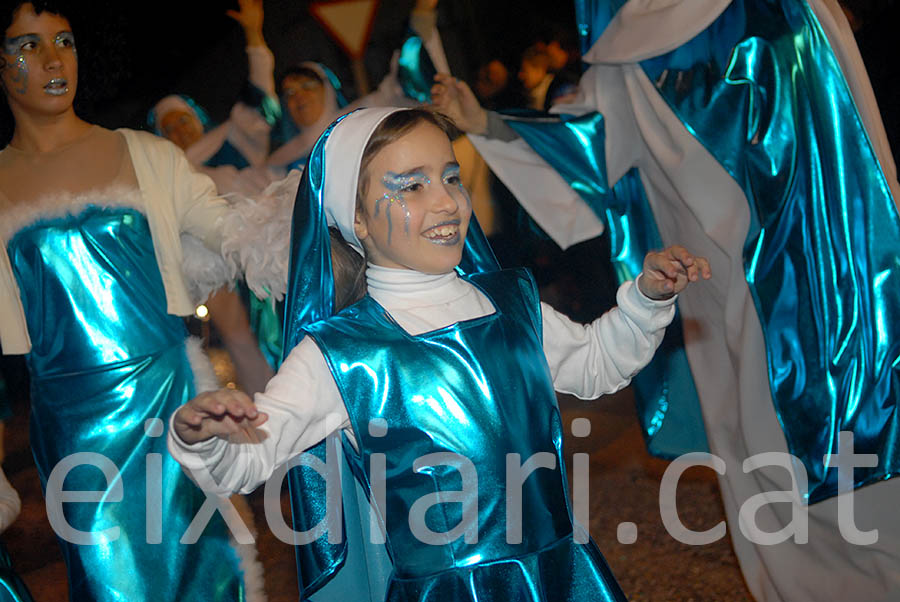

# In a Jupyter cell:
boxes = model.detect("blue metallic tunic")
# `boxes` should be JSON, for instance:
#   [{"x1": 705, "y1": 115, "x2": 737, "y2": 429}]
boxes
[
  {"x1": 304, "y1": 268, "x2": 626, "y2": 602},
  {"x1": 6, "y1": 205, "x2": 244, "y2": 601}
]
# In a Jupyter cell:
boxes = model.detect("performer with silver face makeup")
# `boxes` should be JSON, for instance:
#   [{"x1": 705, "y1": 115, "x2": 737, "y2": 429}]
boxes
[
  {"x1": 169, "y1": 106, "x2": 711, "y2": 602},
  {"x1": 0, "y1": 2, "x2": 264, "y2": 600}
]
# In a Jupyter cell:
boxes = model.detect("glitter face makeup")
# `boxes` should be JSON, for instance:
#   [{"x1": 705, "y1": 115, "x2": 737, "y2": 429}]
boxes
[
  {"x1": 2, "y1": 34, "x2": 39, "y2": 94},
  {"x1": 356, "y1": 120, "x2": 473, "y2": 274},
  {"x1": 1, "y1": 8, "x2": 76, "y2": 103},
  {"x1": 376, "y1": 170, "x2": 431, "y2": 244},
  {"x1": 54, "y1": 31, "x2": 75, "y2": 54},
  {"x1": 441, "y1": 164, "x2": 471, "y2": 209}
]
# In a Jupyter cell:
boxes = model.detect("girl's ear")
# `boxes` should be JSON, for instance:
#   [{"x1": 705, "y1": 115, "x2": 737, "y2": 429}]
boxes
[{"x1": 353, "y1": 208, "x2": 369, "y2": 241}]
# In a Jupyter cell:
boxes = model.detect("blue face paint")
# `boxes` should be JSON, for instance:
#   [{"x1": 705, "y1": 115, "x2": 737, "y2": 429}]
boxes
[
  {"x1": 12, "y1": 55, "x2": 27, "y2": 94},
  {"x1": 2, "y1": 34, "x2": 37, "y2": 56},
  {"x1": 3, "y1": 34, "x2": 39, "y2": 95},
  {"x1": 54, "y1": 31, "x2": 76, "y2": 57},
  {"x1": 375, "y1": 170, "x2": 431, "y2": 244},
  {"x1": 442, "y1": 163, "x2": 471, "y2": 209}
]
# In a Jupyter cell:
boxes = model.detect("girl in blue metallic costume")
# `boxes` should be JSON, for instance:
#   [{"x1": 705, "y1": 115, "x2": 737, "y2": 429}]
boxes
[
  {"x1": 0, "y1": 2, "x2": 266, "y2": 600},
  {"x1": 169, "y1": 106, "x2": 711, "y2": 601}
]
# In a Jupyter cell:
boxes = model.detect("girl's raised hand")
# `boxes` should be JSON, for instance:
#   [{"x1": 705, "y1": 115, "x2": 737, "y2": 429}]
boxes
[
  {"x1": 638, "y1": 246, "x2": 711, "y2": 300},
  {"x1": 173, "y1": 388, "x2": 268, "y2": 445}
]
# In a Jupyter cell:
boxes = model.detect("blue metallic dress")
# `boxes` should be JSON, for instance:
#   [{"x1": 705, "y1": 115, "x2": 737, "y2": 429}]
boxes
[
  {"x1": 303, "y1": 268, "x2": 626, "y2": 602},
  {"x1": 5, "y1": 203, "x2": 244, "y2": 601}
]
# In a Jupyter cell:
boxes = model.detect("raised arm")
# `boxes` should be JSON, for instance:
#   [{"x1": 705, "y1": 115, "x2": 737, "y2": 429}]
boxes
[
  {"x1": 543, "y1": 246, "x2": 710, "y2": 398},
  {"x1": 228, "y1": 0, "x2": 277, "y2": 99}
]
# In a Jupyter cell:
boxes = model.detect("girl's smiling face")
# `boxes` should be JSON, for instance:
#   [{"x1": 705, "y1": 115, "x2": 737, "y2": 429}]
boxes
[
  {"x1": 1, "y1": 3, "x2": 77, "y2": 117},
  {"x1": 354, "y1": 120, "x2": 472, "y2": 274}
]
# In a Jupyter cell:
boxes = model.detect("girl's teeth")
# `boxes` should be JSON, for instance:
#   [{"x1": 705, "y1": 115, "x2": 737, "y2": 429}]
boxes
[{"x1": 426, "y1": 225, "x2": 457, "y2": 238}]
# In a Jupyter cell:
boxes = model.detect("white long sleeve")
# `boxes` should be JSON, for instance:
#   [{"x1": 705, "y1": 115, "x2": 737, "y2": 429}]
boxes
[
  {"x1": 542, "y1": 277, "x2": 675, "y2": 398},
  {"x1": 168, "y1": 267, "x2": 674, "y2": 495}
]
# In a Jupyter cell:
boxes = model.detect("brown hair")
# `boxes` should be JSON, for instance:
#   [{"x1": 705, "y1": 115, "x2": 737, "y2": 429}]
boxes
[
  {"x1": 356, "y1": 108, "x2": 459, "y2": 209},
  {"x1": 329, "y1": 227, "x2": 367, "y2": 312}
]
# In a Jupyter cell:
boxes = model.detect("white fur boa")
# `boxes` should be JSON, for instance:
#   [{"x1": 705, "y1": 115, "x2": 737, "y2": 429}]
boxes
[{"x1": 220, "y1": 169, "x2": 299, "y2": 302}]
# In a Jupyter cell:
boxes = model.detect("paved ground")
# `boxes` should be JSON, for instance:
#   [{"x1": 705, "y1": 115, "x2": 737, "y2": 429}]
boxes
[{"x1": 2, "y1": 349, "x2": 753, "y2": 601}]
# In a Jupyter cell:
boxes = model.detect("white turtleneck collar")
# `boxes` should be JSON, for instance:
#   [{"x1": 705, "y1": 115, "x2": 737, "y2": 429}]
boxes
[{"x1": 363, "y1": 263, "x2": 496, "y2": 334}]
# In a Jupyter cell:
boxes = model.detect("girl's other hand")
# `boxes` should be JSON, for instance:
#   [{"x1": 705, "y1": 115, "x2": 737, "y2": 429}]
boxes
[
  {"x1": 173, "y1": 388, "x2": 268, "y2": 445},
  {"x1": 638, "y1": 246, "x2": 711, "y2": 300}
]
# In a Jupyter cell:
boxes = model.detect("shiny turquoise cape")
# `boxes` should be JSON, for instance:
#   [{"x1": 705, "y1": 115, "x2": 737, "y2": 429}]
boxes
[
  {"x1": 502, "y1": 113, "x2": 710, "y2": 460},
  {"x1": 6, "y1": 206, "x2": 244, "y2": 600},
  {"x1": 305, "y1": 268, "x2": 625, "y2": 601},
  {"x1": 564, "y1": 0, "x2": 900, "y2": 502}
]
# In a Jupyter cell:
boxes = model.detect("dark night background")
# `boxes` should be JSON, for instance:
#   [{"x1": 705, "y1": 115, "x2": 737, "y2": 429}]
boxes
[
  {"x1": 1, "y1": 1, "x2": 898, "y2": 160},
  {"x1": 0, "y1": 0, "x2": 577, "y2": 141}
]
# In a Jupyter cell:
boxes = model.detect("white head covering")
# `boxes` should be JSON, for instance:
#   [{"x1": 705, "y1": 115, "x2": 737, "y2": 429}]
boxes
[
  {"x1": 151, "y1": 95, "x2": 199, "y2": 126},
  {"x1": 320, "y1": 107, "x2": 401, "y2": 251},
  {"x1": 267, "y1": 62, "x2": 344, "y2": 168}
]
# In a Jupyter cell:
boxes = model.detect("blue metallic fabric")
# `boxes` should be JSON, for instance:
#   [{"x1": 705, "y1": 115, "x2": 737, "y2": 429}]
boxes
[
  {"x1": 574, "y1": 0, "x2": 627, "y2": 56},
  {"x1": 281, "y1": 113, "x2": 360, "y2": 599},
  {"x1": 503, "y1": 112, "x2": 709, "y2": 458},
  {"x1": 306, "y1": 268, "x2": 626, "y2": 602},
  {"x1": 0, "y1": 542, "x2": 34, "y2": 602},
  {"x1": 6, "y1": 206, "x2": 244, "y2": 600},
  {"x1": 282, "y1": 110, "x2": 502, "y2": 599},
  {"x1": 397, "y1": 33, "x2": 437, "y2": 103},
  {"x1": 638, "y1": 0, "x2": 900, "y2": 502}
]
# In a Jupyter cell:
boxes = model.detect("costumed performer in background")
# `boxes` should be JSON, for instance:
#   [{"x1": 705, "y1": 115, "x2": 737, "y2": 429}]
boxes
[
  {"x1": 433, "y1": 0, "x2": 900, "y2": 600},
  {"x1": 0, "y1": 2, "x2": 275, "y2": 599}
]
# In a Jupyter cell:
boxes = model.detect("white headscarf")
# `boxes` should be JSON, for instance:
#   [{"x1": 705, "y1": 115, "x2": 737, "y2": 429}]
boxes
[
  {"x1": 320, "y1": 107, "x2": 401, "y2": 251},
  {"x1": 267, "y1": 62, "x2": 344, "y2": 168}
]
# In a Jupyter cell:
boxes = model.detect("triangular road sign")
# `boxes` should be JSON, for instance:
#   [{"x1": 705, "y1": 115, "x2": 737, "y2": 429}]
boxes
[{"x1": 309, "y1": 0, "x2": 380, "y2": 60}]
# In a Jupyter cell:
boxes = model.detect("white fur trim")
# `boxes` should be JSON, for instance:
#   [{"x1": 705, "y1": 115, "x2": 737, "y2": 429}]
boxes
[
  {"x1": 223, "y1": 499, "x2": 268, "y2": 602},
  {"x1": 0, "y1": 187, "x2": 143, "y2": 242},
  {"x1": 180, "y1": 233, "x2": 232, "y2": 305},
  {"x1": 220, "y1": 170, "x2": 301, "y2": 301},
  {"x1": 184, "y1": 336, "x2": 221, "y2": 394}
]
